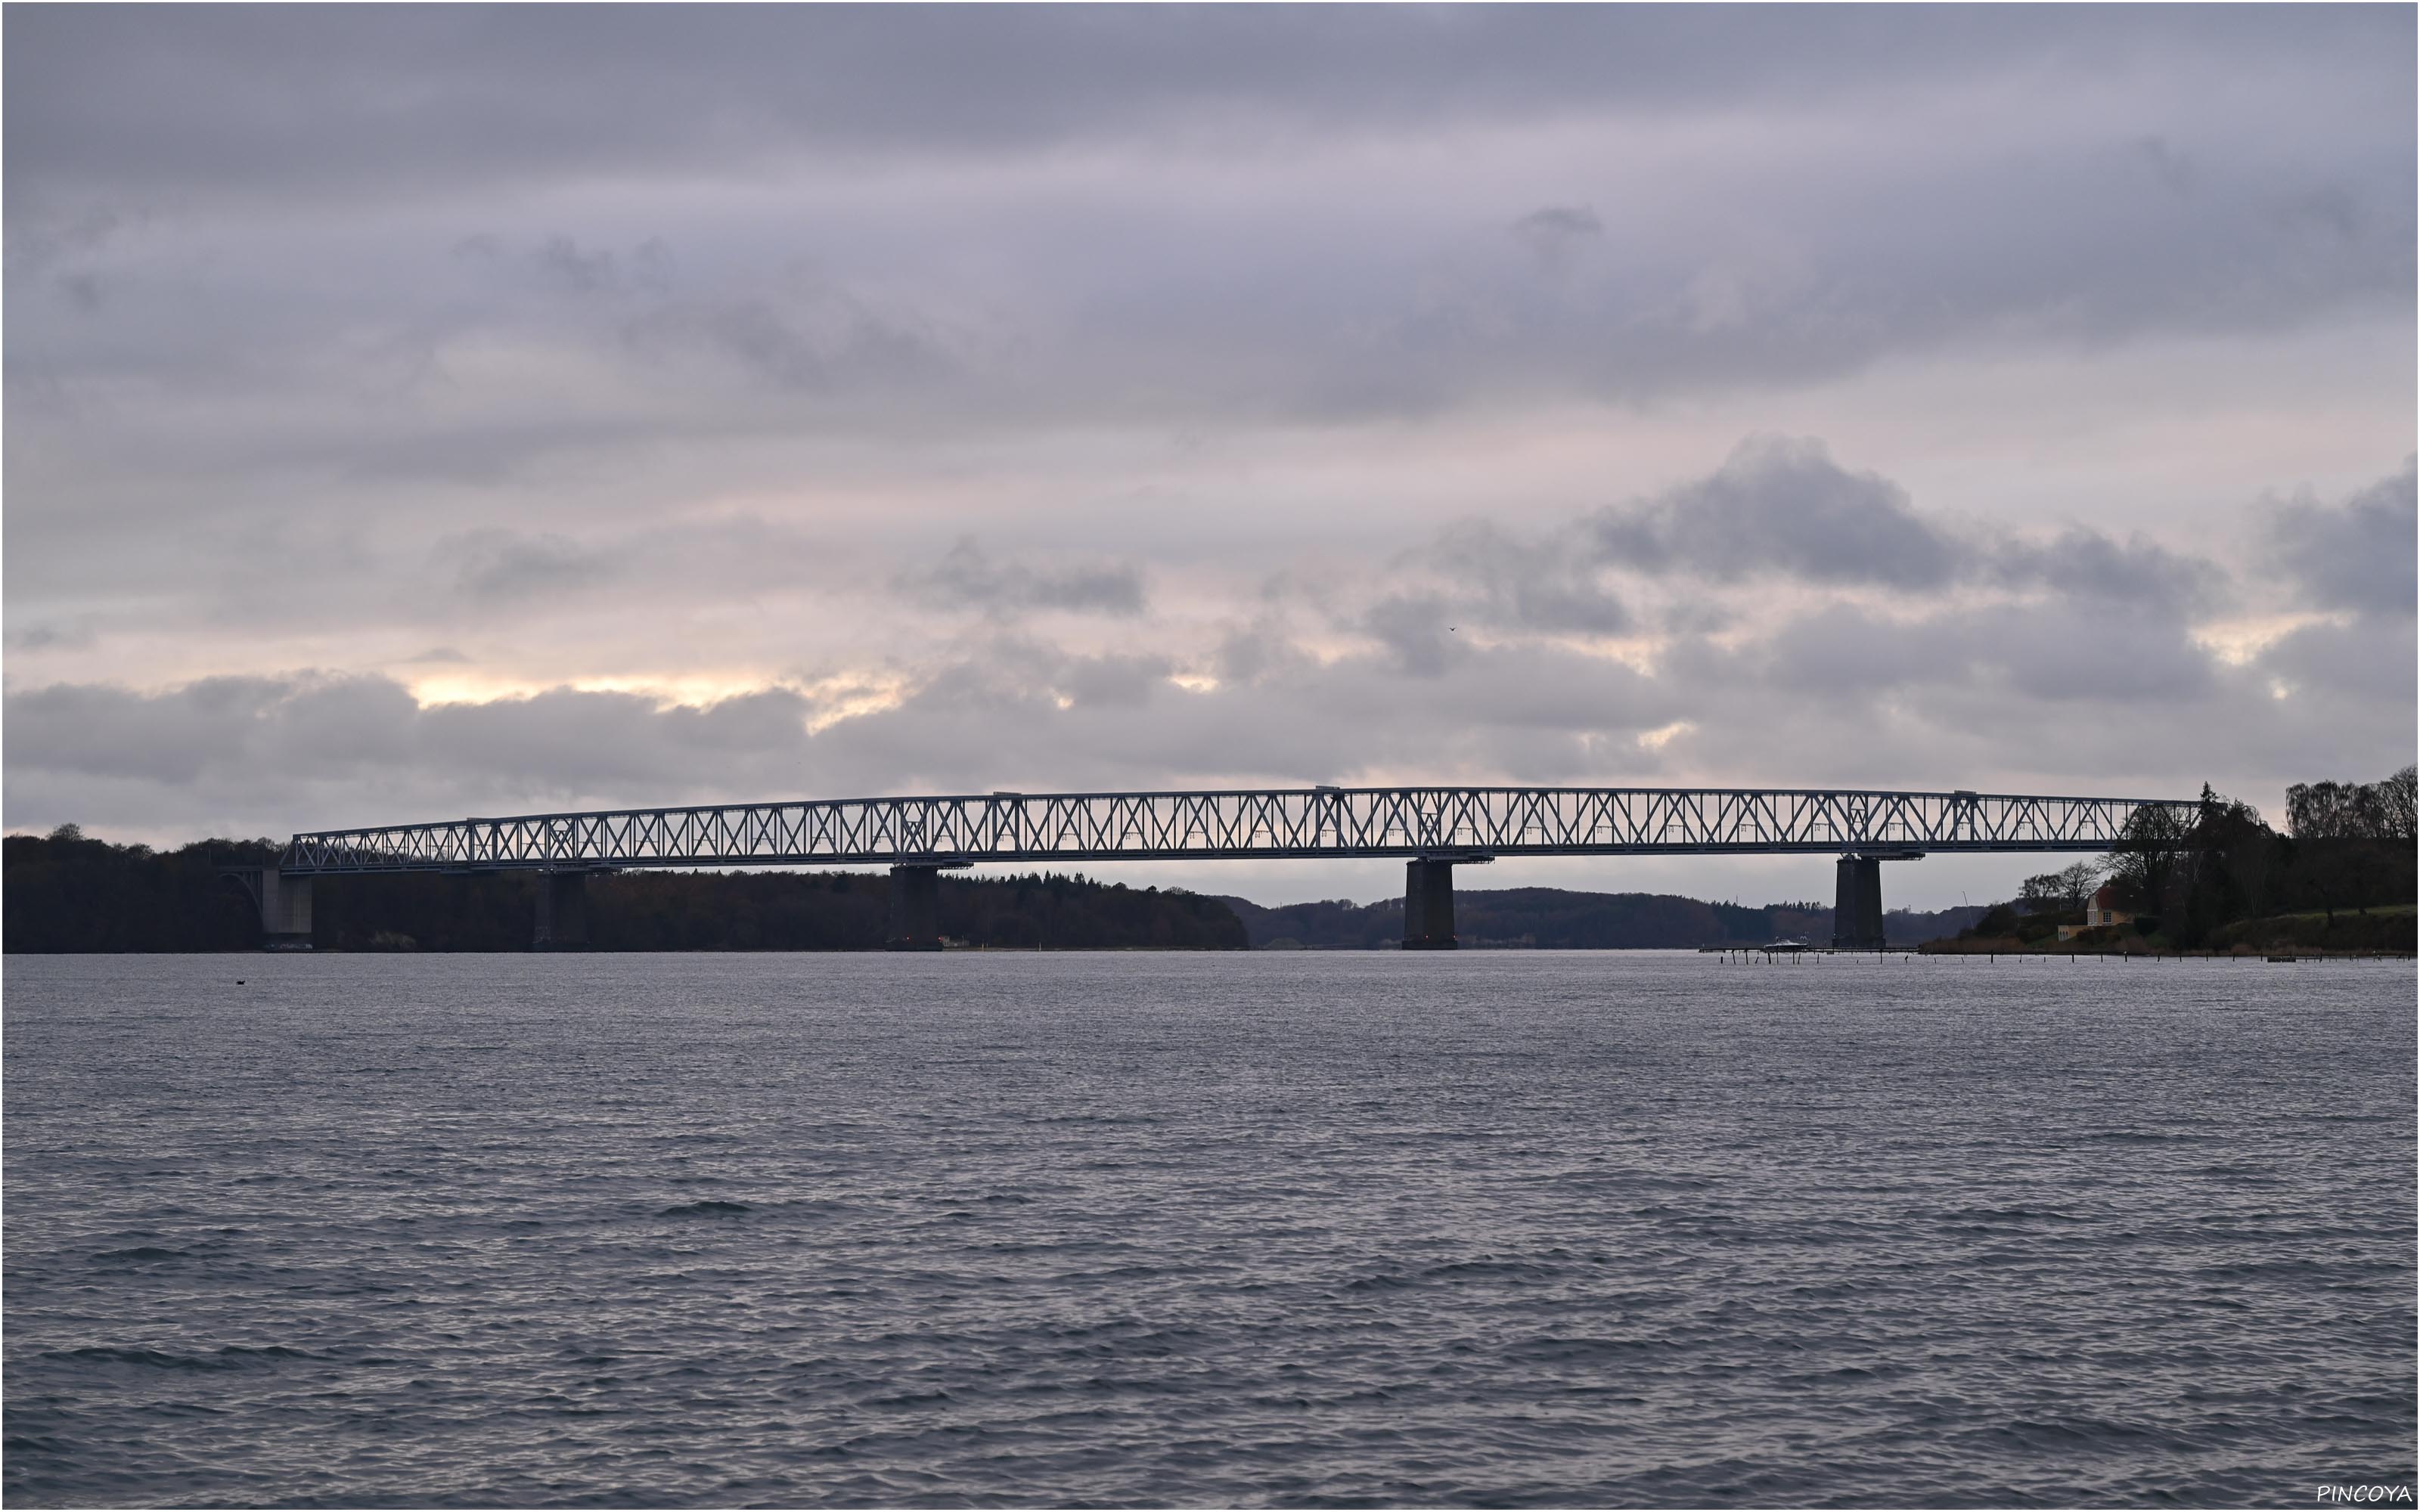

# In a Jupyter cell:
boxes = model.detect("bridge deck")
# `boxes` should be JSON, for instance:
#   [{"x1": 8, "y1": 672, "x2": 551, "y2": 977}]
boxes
[{"x1": 279, "y1": 786, "x2": 2195, "y2": 875}]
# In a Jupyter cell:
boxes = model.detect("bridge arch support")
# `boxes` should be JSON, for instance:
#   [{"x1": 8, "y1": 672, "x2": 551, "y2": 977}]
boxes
[
  {"x1": 1832, "y1": 850, "x2": 1923, "y2": 950},
  {"x1": 534, "y1": 869, "x2": 591, "y2": 950},
  {"x1": 887, "y1": 863, "x2": 970, "y2": 950},
  {"x1": 217, "y1": 865, "x2": 313, "y2": 950},
  {"x1": 1404, "y1": 854, "x2": 1491, "y2": 950}
]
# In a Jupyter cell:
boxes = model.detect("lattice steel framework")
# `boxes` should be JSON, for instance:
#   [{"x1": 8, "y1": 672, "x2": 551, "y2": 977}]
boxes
[{"x1": 280, "y1": 787, "x2": 2197, "y2": 875}]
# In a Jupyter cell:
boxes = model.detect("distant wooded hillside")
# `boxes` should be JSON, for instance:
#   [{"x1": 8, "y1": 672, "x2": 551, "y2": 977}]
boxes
[
  {"x1": 1212, "y1": 888, "x2": 1987, "y2": 950},
  {"x1": 2, "y1": 829, "x2": 1245, "y2": 952}
]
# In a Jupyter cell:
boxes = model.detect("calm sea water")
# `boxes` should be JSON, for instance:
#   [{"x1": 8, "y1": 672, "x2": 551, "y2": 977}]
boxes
[{"x1": 5, "y1": 952, "x2": 2412, "y2": 1508}]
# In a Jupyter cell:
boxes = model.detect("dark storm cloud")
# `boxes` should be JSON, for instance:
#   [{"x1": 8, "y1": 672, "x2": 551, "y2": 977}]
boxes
[
  {"x1": 1535, "y1": 437, "x2": 2239, "y2": 610},
  {"x1": 1419, "y1": 522, "x2": 1632, "y2": 638},
  {"x1": 1060, "y1": 653, "x2": 1175, "y2": 710},
  {"x1": 1748, "y1": 600, "x2": 2219, "y2": 705},
  {"x1": 5, "y1": 674, "x2": 818, "y2": 817},
  {"x1": 800, "y1": 634, "x2": 1680, "y2": 795},
  {"x1": 4, "y1": 202, "x2": 125, "y2": 275},
  {"x1": 1360, "y1": 593, "x2": 1462, "y2": 679},
  {"x1": 623, "y1": 288, "x2": 956, "y2": 395},
  {"x1": 7, "y1": 677, "x2": 296, "y2": 785},
  {"x1": 1513, "y1": 208, "x2": 1602, "y2": 240},
  {"x1": 435, "y1": 531, "x2": 622, "y2": 606},
  {"x1": 1212, "y1": 618, "x2": 1311, "y2": 688},
  {"x1": 1511, "y1": 206, "x2": 1603, "y2": 273},
  {"x1": 1989, "y1": 528, "x2": 2226, "y2": 616},
  {"x1": 1354, "y1": 519, "x2": 1636, "y2": 677},
  {"x1": 2256, "y1": 615, "x2": 2420, "y2": 702},
  {"x1": 419, "y1": 686, "x2": 813, "y2": 788},
  {"x1": 535, "y1": 236, "x2": 621, "y2": 297},
  {"x1": 14, "y1": 8, "x2": 2400, "y2": 204},
  {"x1": 1584, "y1": 435, "x2": 1965, "y2": 590},
  {"x1": 1635, "y1": 572, "x2": 2404, "y2": 803},
  {"x1": 894, "y1": 541, "x2": 1148, "y2": 618},
  {"x1": 8, "y1": 622, "x2": 97, "y2": 652},
  {"x1": 2264, "y1": 457, "x2": 2417, "y2": 618},
  {"x1": 525, "y1": 233, "x2": 675, "y2": 299},
  {"x1": 430, "y1": 513, "x2": 841, "y2": 631},
  {"x1": 5, "y1": 675, "x2": 434, "y2": 791}
]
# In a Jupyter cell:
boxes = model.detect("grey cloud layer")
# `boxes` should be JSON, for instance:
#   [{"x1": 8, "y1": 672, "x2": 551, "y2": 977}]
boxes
[
  {"x1": 1586, "y1": 436, "x2": 1960, "y2": 590},
  {"x1": 7, "y1": 7, "x2": 2410, "y2": 448},
  {"x1": 2266, "y1": 455, "x2": 2417, "y2": 618},
  {"x1": 12, "y1": 448, "x2": 2411, "y2": 843},
  {"x1": 3, "y1": 10, "x2": 2411, "y2": 851},
  {"x1": 894, "y1": 541, "x2": 1148, "y2": 619},
  {"x1": 1383, "y1": 435, "x2": 2240, "y2": 640},
  {"x1": 2, "y1": 565, "x2": 2391, "y2": 841},
  {"x1": 13, "y1": 9, "x2": 2403, "y2": 202}
]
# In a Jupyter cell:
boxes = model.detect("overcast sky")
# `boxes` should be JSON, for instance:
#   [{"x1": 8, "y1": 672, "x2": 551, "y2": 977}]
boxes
[{"x1": 5, "y1": 5, "x2": 2413, "y2": 908}]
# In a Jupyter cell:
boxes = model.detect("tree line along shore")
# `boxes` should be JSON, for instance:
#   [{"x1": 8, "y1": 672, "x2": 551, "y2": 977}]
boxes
[{"x1": 1936, "y1": 769, "x2": 2415, "y2": 956}]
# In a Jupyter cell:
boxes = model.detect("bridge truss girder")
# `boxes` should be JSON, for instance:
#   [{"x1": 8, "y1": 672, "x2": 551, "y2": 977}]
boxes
[{"x1": 278, "y1": 786, "x2": 2196, "y2": 876}]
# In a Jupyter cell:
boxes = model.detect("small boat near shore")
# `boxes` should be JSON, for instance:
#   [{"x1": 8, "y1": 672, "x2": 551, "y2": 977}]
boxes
[{"x1": 1697, "y1": 936, "x2": 1817, "y2": 954}]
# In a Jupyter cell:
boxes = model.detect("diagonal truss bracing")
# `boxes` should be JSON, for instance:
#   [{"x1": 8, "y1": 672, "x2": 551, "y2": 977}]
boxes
[{"x1": 278, "y1": 787, "x2": 2200, "y2": 875}]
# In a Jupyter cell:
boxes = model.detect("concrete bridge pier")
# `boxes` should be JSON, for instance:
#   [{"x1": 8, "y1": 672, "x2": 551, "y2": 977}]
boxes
[
  {"x1": 219, "y1": 865, "x2": 313, "y2": 950},
  {"x1": 887, "y1": 864, "x2": 945, "y2": 951},
  {"x1": 1404, "y1": 854, "x2": 1491, "y2": 950},
  {"x1": 1833, "y1": 857, "x2": 1883, "y2": 950},
  {"x1": 1832, "y1": 850, "x2": 1922, "y2": 950},
  {"x1": 534, "y1": 869, "x2": 590, "y2": 951}
]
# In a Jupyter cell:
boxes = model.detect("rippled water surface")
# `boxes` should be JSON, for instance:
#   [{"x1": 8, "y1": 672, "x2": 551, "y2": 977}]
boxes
[{"x1": 6, "y1": 952, "x2": 2413, "y2": 1507}]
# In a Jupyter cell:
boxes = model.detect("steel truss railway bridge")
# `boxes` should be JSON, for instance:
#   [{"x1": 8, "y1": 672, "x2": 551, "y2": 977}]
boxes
[{"x1": 220, "y1": 785, "x2": 2195, "y2": 952}]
